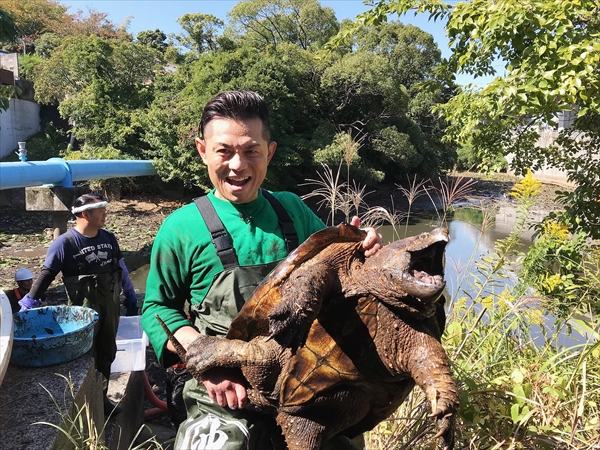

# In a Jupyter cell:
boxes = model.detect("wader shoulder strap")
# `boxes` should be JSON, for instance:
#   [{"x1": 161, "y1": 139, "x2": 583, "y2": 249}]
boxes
[
  {"x1": 193, "y1": 196, "x2": 239, "y2": 270},
  {"x1": 261, "y1": 189, "x2": 299, "y2": 252}
]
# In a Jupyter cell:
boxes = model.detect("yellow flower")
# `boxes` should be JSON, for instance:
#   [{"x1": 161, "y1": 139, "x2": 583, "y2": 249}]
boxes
[
  {"x1": 497, "y1": 288, "x2": 515, "y2": 311},
  {"x1": 510, "y1": 169, "x2": 542, "y2": 200},
  {"x1": 481, "y1": 294, "x2": 494, "y2": 308},
  {"x1": 542, "y1": 221, "x2": 569, "y2": 240},
  {"x1": 540, "y1": 273, "x2": 563, "y2": 292}
]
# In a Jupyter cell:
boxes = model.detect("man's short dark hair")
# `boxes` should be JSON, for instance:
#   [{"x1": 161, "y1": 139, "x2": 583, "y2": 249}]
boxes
[
  {"x1": 199, "y1": 90, "x2": 271, "y2": 141},
  {"x1": 72, "y1": 193, "x2": 105, "y2": 217}
]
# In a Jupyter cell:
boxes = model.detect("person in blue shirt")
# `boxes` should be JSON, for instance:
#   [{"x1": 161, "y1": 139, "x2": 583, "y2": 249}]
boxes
[{"x1": 24, "y1": 193, "x2": 138, "y2": 415}]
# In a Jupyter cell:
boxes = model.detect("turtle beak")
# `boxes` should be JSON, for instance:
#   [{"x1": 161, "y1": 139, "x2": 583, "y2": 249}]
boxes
[
  {"x1": 401, "y1": 238, "x2": 447, "y2": 301},
  {"x1": 383, "y1": 228, "x2": 448, "y2": 302}
]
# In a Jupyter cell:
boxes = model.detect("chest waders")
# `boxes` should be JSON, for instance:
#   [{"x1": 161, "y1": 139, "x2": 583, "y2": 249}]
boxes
[
  {"x1": 176, "y1": 191, "x2": 297, "y2": 450},
  {"x1": 63, "y1": 230, "x2": 122, "y2": 382}
]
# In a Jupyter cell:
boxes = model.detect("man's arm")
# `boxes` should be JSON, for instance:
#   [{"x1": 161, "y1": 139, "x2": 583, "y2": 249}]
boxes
[
  {"x1": 118, "y1": 258, "x2": 138, "y2": 315},
  {"x1": 28, "y1": 266, "x2": 58, "y2": 300}
]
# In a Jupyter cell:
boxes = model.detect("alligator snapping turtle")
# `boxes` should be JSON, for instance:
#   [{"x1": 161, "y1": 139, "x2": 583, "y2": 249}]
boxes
[{"x1": 157, "y1": 224, "x2": 459, "y2": 450}]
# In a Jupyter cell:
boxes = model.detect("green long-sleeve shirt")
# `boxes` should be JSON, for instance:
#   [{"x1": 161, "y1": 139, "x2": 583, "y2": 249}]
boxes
[{"x1": 141, "y1": 189, "x2": 325, "y2": 364}]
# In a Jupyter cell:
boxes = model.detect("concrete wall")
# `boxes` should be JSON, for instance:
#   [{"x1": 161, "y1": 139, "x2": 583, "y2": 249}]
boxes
[
  {"x1": 506, "y1": 129, "x2": 578, "y2": 187},
  {"x1": 0, "y1": 98, "x2": 40, "y2": 159},
  {"x1": 0, "y1": 52, "x2": 19, "y2": 79}
]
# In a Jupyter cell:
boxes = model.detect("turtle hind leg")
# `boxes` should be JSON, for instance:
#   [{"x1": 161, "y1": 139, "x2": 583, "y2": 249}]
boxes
[
  {"x1": 277, "y1": 387, "x2": 372, "y2": 450},
  {"x1": 276, "y1": 412, "x2": 325, "y2": 450}
]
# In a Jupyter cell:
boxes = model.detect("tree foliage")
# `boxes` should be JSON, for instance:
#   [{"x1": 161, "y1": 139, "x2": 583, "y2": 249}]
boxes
[
  {"x1": 15, "y1": 0, "x2": 456, "y2": 192},
  {"x1": 32, "y1": 35, "x2": 162, "y2": 157},
  {"x1": 0, "y1": 7, "x2": 20, "y2": 43},
  {"x1": 227, "y1": 0, "x2": 339, "y2": 50},
  {"x1": 0, "y1": 0, "x2": 66, "y2": 37},
  {"x1": 175, "y1": 13, "x2": 224, "y2": 54},
  {"x1": 332, "y1": 0, "x2": 600, "y2": 237},
  {"x1": 137, "y1": 29, "x2": 168, "y2": 52}
]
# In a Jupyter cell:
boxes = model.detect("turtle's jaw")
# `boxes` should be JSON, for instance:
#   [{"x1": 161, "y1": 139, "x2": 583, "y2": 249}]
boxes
[
  {"x1": 403, "y1": 238, "x2": 447, "y2": 302},
  {"x1": 358, "y1": 227, "x2": 449, "y2": 305}
]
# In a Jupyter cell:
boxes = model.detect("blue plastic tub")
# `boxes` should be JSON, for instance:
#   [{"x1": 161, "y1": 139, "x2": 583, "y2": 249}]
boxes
[{"x1": 11, "y1": 305, "x2": 97, "y2": 367}]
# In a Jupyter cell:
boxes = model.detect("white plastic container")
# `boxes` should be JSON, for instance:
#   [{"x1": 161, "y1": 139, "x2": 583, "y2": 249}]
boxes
[
  {"x1": 111, "y1": 315, "x2": 148, "y2": 373},
  {"x1": 0, "y1": 291, "x2": 14, "y2": 386}
]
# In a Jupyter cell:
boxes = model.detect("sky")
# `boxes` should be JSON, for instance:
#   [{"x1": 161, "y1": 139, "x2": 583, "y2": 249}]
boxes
[{"x1": 58, "y1": 0, "x2": 494, "y2": 86}]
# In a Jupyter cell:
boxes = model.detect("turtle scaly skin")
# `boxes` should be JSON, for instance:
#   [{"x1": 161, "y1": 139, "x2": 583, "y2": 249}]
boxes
[{"x1": 158, "y1": 224, "x2": 459, "y2": 450}]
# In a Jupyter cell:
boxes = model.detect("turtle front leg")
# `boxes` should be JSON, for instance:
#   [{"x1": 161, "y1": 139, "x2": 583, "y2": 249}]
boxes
[
  {"x1": 268, "y1": 264, "x2": 335, "y2": 348},
  {"x1": 155, "y1": 314, "x2": 284, "y2": 388},
  {"x1": 407, "y1": 340, "x2": 459, "y2": 450}
]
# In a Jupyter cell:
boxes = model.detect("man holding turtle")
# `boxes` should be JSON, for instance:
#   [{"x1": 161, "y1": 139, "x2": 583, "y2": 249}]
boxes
[{"x1": 142, "y1": 90, "x2": 381, "y2": 450}]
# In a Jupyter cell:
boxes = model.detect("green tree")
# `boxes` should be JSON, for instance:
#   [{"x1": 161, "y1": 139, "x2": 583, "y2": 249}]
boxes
[
  {"x1": 33, "y1": 32, "x2": 61, "y2": 58},
  {"x1": 139, "y1": 43, "x2": 326, "y2": 190},
  {"x1": 0, "y1": 7, "x2": 20, "y2": 43},
  {"x1": 320, "y1": 21, "x2": 454, "y2": 180},
  {"x1": 227, "y1": 0, "x2": 339, "y2": 50},
  {"x1": 137, "y1": 29, "x2": 167, "y2": 52},
  {"x1": 321, "y1": 51, "x2": 408, "y2": 130},
  {"x1": 176, "y1": 13, "x2": 224, "y2": 54},
  {"x1": 331, "y1": 0, "x2": 600, "y2": 237},
  {"x1": 32, "y1": 35, "x2": 162, "y2": 157}
]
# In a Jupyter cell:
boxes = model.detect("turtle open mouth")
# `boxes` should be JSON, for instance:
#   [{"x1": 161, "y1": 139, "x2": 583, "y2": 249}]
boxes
[
  {"x1": 408, "y1": 240, "x2": 446, "y2": 287},
  {"x1": 400, "y1": 237, "x2": 447, "y2": 301}
]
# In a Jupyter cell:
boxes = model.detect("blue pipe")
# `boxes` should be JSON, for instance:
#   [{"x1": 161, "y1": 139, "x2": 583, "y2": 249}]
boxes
[{"x1": 0, "y1": 158, "x2": 157, "y2": 190}]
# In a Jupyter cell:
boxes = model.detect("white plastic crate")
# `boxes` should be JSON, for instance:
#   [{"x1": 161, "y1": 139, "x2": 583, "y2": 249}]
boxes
[{"x1": 111, "y1": 316, "x2": 148, "y2": 373}]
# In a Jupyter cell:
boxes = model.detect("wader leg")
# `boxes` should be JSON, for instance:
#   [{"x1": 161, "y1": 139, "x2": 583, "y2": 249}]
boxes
[{"x1": 175, "y1": 378, "x2": 286, "y2": 450}]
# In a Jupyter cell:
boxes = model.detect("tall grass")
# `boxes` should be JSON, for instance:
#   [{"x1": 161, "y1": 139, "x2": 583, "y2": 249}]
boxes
[
  {"x1": 35, "y1": 374, "x2": 166, "y2": 450},
  {"x1": 304, "y1": 163, "x2": 600, "y2": 449}
]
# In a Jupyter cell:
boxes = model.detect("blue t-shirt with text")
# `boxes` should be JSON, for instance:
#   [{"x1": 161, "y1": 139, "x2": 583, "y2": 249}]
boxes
[{"x1": 44, "y1": 228, "x2": 122, "y2": 277}]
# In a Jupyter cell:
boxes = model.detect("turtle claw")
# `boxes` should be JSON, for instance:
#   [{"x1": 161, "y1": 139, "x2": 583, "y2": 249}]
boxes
[{"x1": 430, "y1": 412, "x2": 454, "y2": 450}]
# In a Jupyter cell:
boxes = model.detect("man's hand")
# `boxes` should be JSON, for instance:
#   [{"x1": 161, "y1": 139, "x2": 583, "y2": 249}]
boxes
[
  {"x1": 18, "y1": 293, "x2": 42, "y2": 311},
  {"x1": 165, "y1": 326, "x2": 248, "y2": 410},
  {"x1": 350, "y1": 216, "x2": 382, "y2": 257},
  {"x1": 124, "y1": 292, "x2": 139, "y2": 316},
  {"x1": 201, "y1": 367, "x2": 248, "y2": 410}
]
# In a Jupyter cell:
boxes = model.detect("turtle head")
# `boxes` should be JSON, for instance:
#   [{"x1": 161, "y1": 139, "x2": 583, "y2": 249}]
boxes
[{"x1": 361, "y1": 227, "x2": 449, "y2": 309}]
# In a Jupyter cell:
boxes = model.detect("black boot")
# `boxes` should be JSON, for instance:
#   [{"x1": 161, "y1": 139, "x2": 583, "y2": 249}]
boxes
[{"x1": 103, "y1": 386, "x2": 122, "y2": 416}]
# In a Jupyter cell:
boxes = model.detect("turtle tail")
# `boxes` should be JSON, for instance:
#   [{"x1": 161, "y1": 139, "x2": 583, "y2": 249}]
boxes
[{"x1": 155, "y1": 314, "x2": 188, "y2": 361}]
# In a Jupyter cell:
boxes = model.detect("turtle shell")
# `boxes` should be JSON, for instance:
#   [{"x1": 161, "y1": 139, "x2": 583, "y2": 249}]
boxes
[{"x1": 226, "y1": 223, "x2": 366, "y2": 342}]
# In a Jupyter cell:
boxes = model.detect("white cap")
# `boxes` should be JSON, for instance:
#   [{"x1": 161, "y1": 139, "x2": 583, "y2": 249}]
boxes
[{"x1": 15, "y1": 268, "x2": 34, "y2": 281}]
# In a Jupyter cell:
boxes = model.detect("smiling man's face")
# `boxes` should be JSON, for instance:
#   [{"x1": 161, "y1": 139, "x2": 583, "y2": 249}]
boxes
[{"x1": 196, "y1": 117, "x2": 276, "y2": 204}]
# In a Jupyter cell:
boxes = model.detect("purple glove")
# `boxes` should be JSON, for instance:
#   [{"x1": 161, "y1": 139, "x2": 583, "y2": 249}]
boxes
[
  {"x1": 124, "y1": 291, "x2": 139, "y2": 316},
  {"x1": 118, "y1": 259, "x2": 135, "y2": 295},
  {"x1": 18, "y1": 294, "x2": 42, "y2": 311}
]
